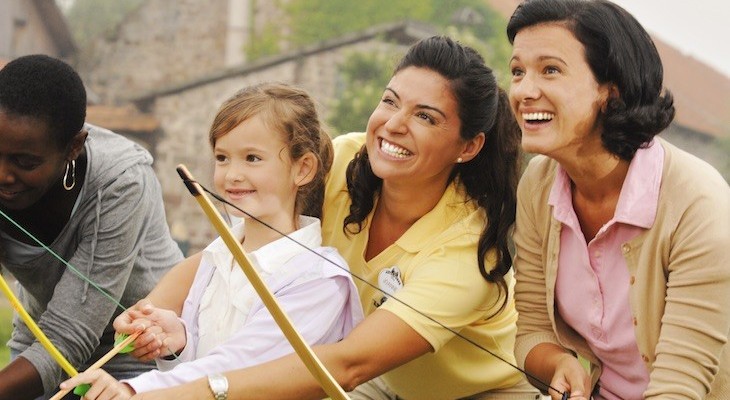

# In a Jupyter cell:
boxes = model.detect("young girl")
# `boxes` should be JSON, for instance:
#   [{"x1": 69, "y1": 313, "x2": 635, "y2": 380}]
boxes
[{"x1": 58, "y1": 82, "x2": 363, "y2": 399}]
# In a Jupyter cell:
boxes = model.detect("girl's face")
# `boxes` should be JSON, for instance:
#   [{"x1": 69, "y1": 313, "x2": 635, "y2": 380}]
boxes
[
  {"x1": 365, "y1": 66, "x2": 480, "y2": 189},
  {"x1": 0, "y1": 111, "x2": 69, "y2": 210},
  {"x1": 509, "y1": 23, "x2": 611, "y2": 161},
  {"x1": 213, "y1": 114, "x2": 311, "y2": 228}
]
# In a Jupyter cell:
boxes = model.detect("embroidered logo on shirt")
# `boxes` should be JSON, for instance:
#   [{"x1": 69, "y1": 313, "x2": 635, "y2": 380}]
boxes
[{"x1": 374, "y1": 266, "x2": 403, "y2": 308}]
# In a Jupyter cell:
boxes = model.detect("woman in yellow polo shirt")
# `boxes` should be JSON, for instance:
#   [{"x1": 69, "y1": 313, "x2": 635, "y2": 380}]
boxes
[{"x1": 110, "y1": 36, "x2": 540, "y2": 400}]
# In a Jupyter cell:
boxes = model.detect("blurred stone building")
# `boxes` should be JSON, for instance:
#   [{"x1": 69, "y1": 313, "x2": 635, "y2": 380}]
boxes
[{"x1": 3, "y1": 0, "x2": 727, "y2": 253}]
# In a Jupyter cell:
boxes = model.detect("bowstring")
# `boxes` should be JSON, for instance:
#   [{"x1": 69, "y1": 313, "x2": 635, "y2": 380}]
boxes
[
  {"x1": 0, "y1": 209, "x2": 126, "y2": 310},
  {"x1": 191, "y1": 179, "x2": 572, "y2": 398},
  {"x1": 0, "y1": 184, "x2": 575, "y2": 398},
  {"x1": 0, "y1": 208, "x2": 184, "y2": 362}
]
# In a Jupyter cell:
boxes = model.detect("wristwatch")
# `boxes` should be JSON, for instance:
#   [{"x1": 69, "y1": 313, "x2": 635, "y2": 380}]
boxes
[{"x1": 207, "y1": 374, "x2": 229, "y2": 400}]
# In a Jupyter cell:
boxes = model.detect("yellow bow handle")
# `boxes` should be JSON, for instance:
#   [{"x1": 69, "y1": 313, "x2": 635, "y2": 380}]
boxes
[
  {"x1": 176, "y1": 164, "x2": 350, "y2": 400},
  {"x1": 0, "y1": 272, "x2": 78, "y2": 377}
]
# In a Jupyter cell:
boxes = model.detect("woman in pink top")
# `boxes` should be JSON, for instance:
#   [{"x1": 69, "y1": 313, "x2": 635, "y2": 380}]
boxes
[{"x1": 507, "y1": 0, "x2": 730, "y2": 399}]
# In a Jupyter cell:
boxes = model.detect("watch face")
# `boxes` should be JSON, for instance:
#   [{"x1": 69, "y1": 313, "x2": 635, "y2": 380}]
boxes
[{"x1": 208, "y1": 374, "x2": 228, "y2": 400}]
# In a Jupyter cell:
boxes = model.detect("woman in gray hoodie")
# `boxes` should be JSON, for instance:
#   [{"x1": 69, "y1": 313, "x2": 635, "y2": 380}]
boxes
[{"x1": 0, "y1": 55, "x2": 183, "y2": 399}]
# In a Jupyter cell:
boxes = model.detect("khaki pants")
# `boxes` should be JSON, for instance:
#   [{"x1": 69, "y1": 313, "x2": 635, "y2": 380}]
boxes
[{"x1": 349, "y1": 376, "x2": 541, "y2": 400}]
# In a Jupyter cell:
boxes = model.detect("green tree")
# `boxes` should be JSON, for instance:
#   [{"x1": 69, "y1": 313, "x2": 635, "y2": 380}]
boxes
[
  {"x1": 284, "y1": 0, "x2": 432, "y2": 47},
  {"x1": 0, "y1": 302, "x2": 12, "y2": 367},
  {"x1": 245, "y1": 21, "x2": 282, "y2": 60},
  {"x1": 316, "y1": 0, "x2": 514, "y2": 135},
  {"x1": 65, "y1": 0, "x2": 144, "y2": 48},
  {"x1": 328, "y1": 50, "x2": 397, "y2": 136}
]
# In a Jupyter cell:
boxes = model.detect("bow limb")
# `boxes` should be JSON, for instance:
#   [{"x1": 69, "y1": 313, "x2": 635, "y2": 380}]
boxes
[
  {"x1": 0, "y1": 272, "x2": 78, "y2": 377},
  {"x1": 176, "y1": 164, "x2": 350, "y2": 400},
  {"x1": 0, "y1": 209, "x2": 142, "y2": 394}
]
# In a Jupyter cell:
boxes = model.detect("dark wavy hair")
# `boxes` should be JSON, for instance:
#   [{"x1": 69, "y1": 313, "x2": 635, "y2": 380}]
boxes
[
  {"x1": 507, "y1": 0, "x2": 675, "y2": 160},
  {"x1": 0, "y1": 54, "x2": 86, "y2": 149},
  {"x1": 344, "y1": 36, "x2": 522, "y2": 308}
]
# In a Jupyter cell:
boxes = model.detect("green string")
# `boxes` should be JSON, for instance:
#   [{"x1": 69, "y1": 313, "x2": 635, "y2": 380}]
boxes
[
  {"x1": 0, "y1": 209, "x2": 159, "y2": 396},
  {"x1": 0, "y1": 208, "x2": 182, "y2": 381},
  {"x1": 0, "y1": 209, "x2": 126, "y2": 311}
]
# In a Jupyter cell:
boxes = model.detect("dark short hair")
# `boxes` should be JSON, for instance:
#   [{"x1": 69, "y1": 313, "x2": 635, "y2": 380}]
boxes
[
  {"x1": 0, "y1": 54, "x2": 86, "y2": 147},
  {"x1": 507, "y1": 0, "x2": 675, "y2": 160}
]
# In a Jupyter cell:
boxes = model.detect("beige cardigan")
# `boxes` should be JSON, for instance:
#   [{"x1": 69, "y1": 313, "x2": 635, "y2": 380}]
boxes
[{"x1": 513, "y1": 138, "x2": 730, "y2": 399}]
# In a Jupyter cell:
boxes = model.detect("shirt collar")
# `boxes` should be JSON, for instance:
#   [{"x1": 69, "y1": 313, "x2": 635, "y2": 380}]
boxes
[
  {"x1": 396, "y1": 180, "x2": 479, "y2": 252},
  {"x1": 613, "y1": 139, "x2": 664, "y2": 228},
  {"x1": 203, "y1": 215, "x2": 323, "y2": 276},
  {"x1": 548, "y1": 139, "x2": 664, "y2": 229}
]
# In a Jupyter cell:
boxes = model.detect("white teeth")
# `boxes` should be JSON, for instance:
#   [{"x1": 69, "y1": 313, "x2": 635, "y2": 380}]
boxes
[
  {"x1": 522, "y1": 112, "x2": 554, "y2": 121},
  {"x1": 380, "y1": 139, "x2": 412, "y2": 158}
]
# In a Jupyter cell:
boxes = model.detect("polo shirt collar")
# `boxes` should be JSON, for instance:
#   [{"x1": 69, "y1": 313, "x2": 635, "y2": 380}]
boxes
[
  {"x1": 395, "y1": 180, "x2": 475, "y2": 253},
  {"x1": 548, "y1": 139, "x2": 664, "y2": 229}
]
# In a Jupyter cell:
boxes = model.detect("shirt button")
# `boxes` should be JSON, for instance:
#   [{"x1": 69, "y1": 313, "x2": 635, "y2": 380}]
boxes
[
  {"x1": 633, "y1": 317, "x2": 638, "y2": 326},
  {"x1": 622, "y1": 244, "x2": 630, "y2": 254},
  {"x1": 630, "y1": 276, "x2": 636, "y2": 285}
]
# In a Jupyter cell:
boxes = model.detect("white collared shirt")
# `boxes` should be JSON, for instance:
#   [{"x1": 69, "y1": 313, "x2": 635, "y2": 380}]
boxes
[
  {"x1": 124, "y1": 216, "x2": 364, "y2": 393},
  {"x1": 196, "y1": 216, "x2": 324, "y2": 357}
]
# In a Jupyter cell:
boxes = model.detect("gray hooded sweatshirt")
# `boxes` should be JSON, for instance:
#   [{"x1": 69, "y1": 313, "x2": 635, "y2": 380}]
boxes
[{"x1": 1, "y1": 125, "x2": 183, "y2": 396}]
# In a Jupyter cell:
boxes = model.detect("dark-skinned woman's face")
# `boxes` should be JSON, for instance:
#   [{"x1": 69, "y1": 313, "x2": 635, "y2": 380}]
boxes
[{"x1": 0, "y1": 110, "x2": 69, "y2": 210}]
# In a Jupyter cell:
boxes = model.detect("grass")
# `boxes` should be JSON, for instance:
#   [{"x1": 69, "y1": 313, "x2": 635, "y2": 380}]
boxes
[{"x1": 0, "y1": 303, "x2": 12, "y2": 367}]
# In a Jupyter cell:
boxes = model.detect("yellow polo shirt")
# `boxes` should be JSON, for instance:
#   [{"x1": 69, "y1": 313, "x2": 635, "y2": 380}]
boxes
[{"x1": 322, "y1": 132, "x2": 523, "y2": 399}]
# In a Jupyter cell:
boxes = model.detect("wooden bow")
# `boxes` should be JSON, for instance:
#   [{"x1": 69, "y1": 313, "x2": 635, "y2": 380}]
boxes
[
  {"x1": 176, "y1": 164, "x2": 350, "y2": 400},
  {"x1": 0, "y1": 273, "x2": 78, "y2": 377}
]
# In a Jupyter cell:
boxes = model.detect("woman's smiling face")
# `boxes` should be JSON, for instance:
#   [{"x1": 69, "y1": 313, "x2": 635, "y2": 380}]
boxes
[
  {"x1": 365, "y1": 66, "x2": 467, "y2": 189},
  {"x1": 509, "y1": 23, "x2": 611, "y2": 161},
  {"x1": 0, "y1": 111, "x2": 68, "y2": 211}
]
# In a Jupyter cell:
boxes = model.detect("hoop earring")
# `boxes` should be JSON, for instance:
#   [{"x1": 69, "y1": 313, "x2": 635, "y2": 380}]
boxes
[{"x1": 63, "y1": 160, "x2": 76, "y2": 191}]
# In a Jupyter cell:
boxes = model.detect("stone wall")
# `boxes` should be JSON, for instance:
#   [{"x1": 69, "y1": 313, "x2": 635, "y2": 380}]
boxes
[
  {"x1": 78, "y1": 0, "x2": 289, "y2": 104},
  {"x1": 78, "y1": 0, "x2": 229, "y2": 104}
]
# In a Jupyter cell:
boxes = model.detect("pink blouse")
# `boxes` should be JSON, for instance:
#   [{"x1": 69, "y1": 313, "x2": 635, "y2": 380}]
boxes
[{"x1": 550, "y1": 141, "x2": 664, "y2": 399}]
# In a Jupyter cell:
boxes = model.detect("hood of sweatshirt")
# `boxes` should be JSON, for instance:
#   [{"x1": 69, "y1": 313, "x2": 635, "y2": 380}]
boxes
[{"x1": 82, "y1": 123, "x2": 153, "y2": 194}]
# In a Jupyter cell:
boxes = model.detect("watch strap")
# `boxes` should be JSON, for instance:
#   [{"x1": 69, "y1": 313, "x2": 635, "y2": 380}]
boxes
[{"x1": 207, "y1": 373, "x2": 228, "y2": 400}]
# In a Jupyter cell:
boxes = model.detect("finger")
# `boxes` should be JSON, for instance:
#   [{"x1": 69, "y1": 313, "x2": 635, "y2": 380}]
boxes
[
  {"x1": 129, "y1": 332, "x2": 163, "y2": 361},
  {"x1": 133, "y1": 299, "x2": 155, "y2": 316},
  {"x1": 114, "y1": 313, "x2": 147, "y2": 334},
  {"x1": 547, "y1": 380, "x2": 570, "y2": 400},
  {"x1": 123, "y1": 314, "x2": 155, "y2": 333},
  {"x1": 135, "y1": 298, "x2": 154, "y2": 309},
  {"x1": 131, "y1": 348, "x2": 160, "y2": 363},
  {"x1": 59, "y1": 370, "x2": 97, "y2": 389}
]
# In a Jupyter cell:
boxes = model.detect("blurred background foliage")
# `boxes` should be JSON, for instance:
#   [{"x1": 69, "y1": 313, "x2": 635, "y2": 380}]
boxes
[
  {"x1": 63, "y1": 0, "x2": 512, "y2": 135},
  {"x1": 65, "y1": 0, "x2": 145, "y2": 48}
]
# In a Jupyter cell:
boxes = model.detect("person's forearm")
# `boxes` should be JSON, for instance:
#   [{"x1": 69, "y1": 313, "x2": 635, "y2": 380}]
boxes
[
  {"x1": 132, "y1": 309, "x2": 431, "y2": 400},
  {"x1": 0, "y1": 357, "x2": 44, "y2": 400},
  {"x1": 133, "y1": 344, "x2": 344, "y2": 400},
  {"x1": 228, "y1": 358, "x2": 327, "y2": 400},
  {"x1": 147, "y1": 252, "x2": 202, "y2": 314}
]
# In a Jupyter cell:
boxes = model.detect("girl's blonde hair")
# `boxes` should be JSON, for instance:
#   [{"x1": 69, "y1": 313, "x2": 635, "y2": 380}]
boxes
[{"x1": 209, "y1": 82, "x2": 333, "y2": 218}]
